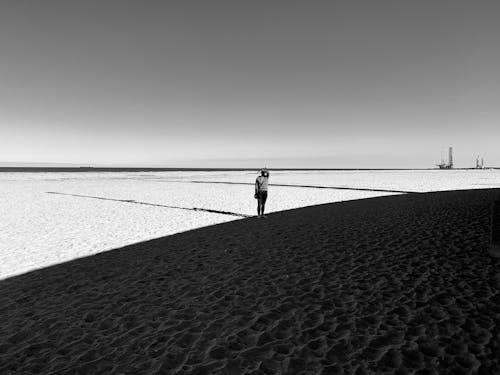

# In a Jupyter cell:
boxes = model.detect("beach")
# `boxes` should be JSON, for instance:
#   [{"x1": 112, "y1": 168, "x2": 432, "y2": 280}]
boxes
[
  {"x1": 2, "y1": 169, "x2": 500, "y2": 280},
  {"x1": 1, "y1": 188, "x2": 500, "y2": 374}
]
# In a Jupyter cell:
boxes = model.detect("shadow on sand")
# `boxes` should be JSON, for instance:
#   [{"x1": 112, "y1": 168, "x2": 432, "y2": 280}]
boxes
[
  {"x1": 184, "y1": 180, "x2": 417, "y2": 194},
  {"x1": 46, "y1": 191, "x2": 252, "y2": 218},
  {"x1": 2, "y1": 189, "x2": 500, "y2": 374}
]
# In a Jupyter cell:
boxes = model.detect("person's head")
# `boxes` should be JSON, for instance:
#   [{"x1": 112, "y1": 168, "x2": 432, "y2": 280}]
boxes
[{"x1": 261, "y1": 168, "x2": 269, "y2": 177}]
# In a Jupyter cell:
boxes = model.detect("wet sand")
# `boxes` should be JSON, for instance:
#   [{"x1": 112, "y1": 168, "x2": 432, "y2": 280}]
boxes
[{"x1": 1, "y1": 189, "x2": 500, "y2": 374}]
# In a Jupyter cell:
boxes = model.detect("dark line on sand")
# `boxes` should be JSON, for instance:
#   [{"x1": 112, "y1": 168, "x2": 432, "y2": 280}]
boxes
[
  {"x1": 186, "y1": 180, "x2": 416, "y2": 194},
  {"x1": 46, "y1": 192, "x2": 251, "y2": 218}
]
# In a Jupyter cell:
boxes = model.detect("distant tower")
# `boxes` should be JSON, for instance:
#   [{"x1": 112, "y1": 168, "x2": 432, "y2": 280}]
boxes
[
  {"x1": 481, "y1": 157, "x2": 484, "y2": 168},
  {"x1": 476, "y1": 156, "x2": 480, "y2": 169},
  {"x1": 436, "y1": 146, "x2": 455, "y2": 169}
]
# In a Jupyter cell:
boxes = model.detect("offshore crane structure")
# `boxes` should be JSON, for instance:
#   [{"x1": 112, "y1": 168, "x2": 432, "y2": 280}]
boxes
[
  {"x1": 476, "y1": 156, "x2": 485, "y2": 169},
  {"x1": 437, "y1": 147, "x2": 454, "y2": 169}
]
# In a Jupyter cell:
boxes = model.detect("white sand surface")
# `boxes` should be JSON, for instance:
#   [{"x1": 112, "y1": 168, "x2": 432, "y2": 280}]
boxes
[
  {"x1": 153, "y1": 169, "x2": 500, "y2": 193},
  {"x1": 1, "y1": 169, "x2": 499, "y2": 279}
]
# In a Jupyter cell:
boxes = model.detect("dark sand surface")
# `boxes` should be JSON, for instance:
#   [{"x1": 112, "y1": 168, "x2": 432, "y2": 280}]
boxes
[{"x1": 1, "y1": 189, "x2": 500, "y2": 374}]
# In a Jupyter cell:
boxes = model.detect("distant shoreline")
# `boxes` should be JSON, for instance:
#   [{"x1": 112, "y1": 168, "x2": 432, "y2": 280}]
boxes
[{"x1": 0, "y1": 167, "x2": 497, "y2": 172}]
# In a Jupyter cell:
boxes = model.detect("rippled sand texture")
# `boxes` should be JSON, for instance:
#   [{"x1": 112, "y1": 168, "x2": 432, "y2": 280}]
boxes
[{"x1": 1, "y1": 189, "x2": 500, "y2": 374}]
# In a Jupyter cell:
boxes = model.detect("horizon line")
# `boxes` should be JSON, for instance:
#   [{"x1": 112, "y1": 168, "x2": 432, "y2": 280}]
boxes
[{"x1": 1, "y1": 166, "x2": 498, "y2": 172}]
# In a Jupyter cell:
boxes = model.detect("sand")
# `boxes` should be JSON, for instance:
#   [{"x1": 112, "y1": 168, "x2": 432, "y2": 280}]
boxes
[
  {"x1": 1, "y1": 170, "x2": 397, "y2": 280},
  {"x1": 1, "y1": 189, "x2": 500, "y2": 374}
]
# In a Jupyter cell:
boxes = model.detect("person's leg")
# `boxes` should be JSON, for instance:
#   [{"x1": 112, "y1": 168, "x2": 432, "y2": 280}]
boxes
[
  {"x1": 261, "y1": 192, "x2": 268, "y2": 216},
  {"x1": 257, "y1": 196, "x2": 262, "y2": 216}
]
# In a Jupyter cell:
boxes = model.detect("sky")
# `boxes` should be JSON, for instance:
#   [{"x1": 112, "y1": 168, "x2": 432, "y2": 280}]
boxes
[{"x1": 1, "y1": 0, "x2": 499, "y2": 168}]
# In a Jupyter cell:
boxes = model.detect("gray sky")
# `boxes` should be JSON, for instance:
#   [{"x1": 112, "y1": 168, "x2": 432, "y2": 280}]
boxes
[{"x1": 1, "y1": 0, "x2": 499, "y2": 168}]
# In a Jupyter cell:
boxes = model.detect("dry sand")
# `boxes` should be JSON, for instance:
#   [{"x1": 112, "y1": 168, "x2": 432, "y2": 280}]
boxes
[{"x1": 1, "y1": 189, "x2": 500, "y2": 374}]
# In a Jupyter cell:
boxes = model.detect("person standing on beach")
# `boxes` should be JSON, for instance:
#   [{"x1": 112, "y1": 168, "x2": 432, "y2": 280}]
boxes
[{"x1": 255, "y1": 169, "x2": 269, "y2": 217}]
